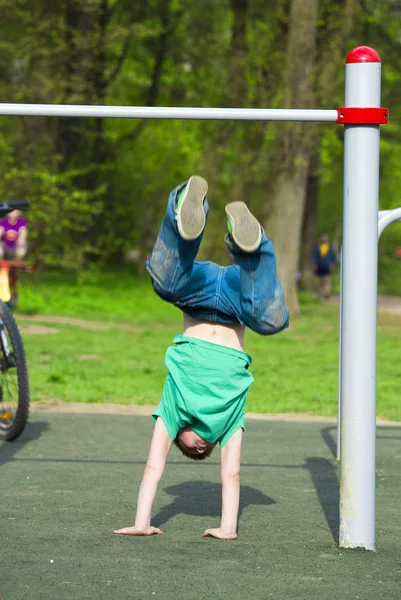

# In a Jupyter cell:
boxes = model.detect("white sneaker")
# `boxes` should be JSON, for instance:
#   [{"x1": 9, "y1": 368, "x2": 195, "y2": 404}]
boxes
[{"x1": 176, "y1": 176, "x2": 208, "y2": 240}]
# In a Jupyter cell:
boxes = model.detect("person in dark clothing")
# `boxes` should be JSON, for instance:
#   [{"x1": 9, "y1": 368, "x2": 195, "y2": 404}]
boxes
[{"x1": 311, "y1": 233, "x2": 336, "y2": 299}]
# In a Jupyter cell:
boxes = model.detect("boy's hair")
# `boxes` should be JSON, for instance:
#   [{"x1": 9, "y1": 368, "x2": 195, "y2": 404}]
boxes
[{"x1": 174, "y1": 438, "x2": 215, "y2": 461}]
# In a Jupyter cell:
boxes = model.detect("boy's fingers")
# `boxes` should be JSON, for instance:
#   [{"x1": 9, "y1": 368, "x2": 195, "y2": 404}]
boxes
[
  {"x1": 114, "y1": 527, "x2": 136, "y2": 535},
  {"x1": 202, "y1": 529, "x2": 237, "y2": 540},
  {"x1": 113, "y1": 526, "x2": 163, "y2": 536},
  {"x1": 114, "y1": 527, "x2": 132, "y2": 535}
]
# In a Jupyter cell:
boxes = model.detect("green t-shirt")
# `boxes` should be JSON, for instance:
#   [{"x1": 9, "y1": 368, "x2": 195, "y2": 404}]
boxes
[{"x1": 152, "y1": 335, "x2": 254, "y2": 447}]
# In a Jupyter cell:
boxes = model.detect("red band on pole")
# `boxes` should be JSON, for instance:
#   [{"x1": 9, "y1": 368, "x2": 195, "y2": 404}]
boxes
[
  {"x1": 346, "y1": 47, "x2": 381, "y2": 64},
  {"x1": 336, "y1": 107, "x2": 389, "y2": 125}
]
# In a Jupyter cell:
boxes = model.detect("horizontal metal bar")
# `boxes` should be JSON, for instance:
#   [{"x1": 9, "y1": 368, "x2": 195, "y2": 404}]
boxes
[{"x1": 0, "y1": 103, "x2": 338, "y2": 122}]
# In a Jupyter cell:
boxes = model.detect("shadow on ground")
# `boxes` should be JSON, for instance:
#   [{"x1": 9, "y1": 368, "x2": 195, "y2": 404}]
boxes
[
  {"x1": 0, "y1": 420, "x2": 49, "y2": 467},
  {"x1": 152, "y1": 481, "x2": 275, "y2": 528},
  {"x1": 304, "y1": 456, "x2": 339, "y2": 543},
  {"x1": 313, "y1": 423, "x2": 401, "y2": 544}
]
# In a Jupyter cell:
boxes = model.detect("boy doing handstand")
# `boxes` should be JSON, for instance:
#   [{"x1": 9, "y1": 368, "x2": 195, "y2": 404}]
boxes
[{"x1": 114, "y1": 176, "x2": 289, "y2": 540}]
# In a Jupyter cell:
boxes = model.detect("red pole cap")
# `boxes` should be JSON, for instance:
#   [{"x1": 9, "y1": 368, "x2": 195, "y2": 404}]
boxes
[{"x1": 346, "y1": 46, "x2": 381, "y2": 64}]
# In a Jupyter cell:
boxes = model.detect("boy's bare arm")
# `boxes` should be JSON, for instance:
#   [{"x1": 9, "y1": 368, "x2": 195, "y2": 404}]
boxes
[
  {"x1": 114, "y1": 417, "x2": 172, "y2": 536},
  {"x1": 202, "y1": 428, "x2": 242, "y2": 540}
]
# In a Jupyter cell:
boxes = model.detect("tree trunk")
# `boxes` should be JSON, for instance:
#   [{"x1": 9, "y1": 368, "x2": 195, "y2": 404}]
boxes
[
  {"x1": 299, "y1": 150, "x2": 319, "y2": 291},
  {"x1": 92, "y1": 0, "x2": 109, "y2": 169},
  {"x1": 198, "y1": 0, "x2": 249, "y2": 263},
  {"x1": 57, "y1": 0, "x2": 87, "y2": 167},
  {"x1": 299, "y1": 0, "x2": 360, "y2": 290},
  {"x1": 268, "y1": 0, "x2": 318, "y2": 316}
]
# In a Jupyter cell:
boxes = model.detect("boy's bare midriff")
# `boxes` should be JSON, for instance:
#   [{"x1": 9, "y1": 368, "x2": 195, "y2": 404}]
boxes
[{"x1": 183, "y1": 314, "x2": 245, "y2": 351}]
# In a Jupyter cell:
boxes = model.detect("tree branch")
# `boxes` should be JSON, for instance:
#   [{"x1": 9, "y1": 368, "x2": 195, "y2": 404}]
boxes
[
  {"x1": 105, "y1": 28, "x2": 133, "y2": 86},
  {"x1": 105, "y1": 2, "x2": 147, "y2": 88},
  {"x1": 146, "y1": 1, "x2": 172, "y2": 106},
  {"x1": 117, "y1": 0, "x2": 173, "y2": 144}
]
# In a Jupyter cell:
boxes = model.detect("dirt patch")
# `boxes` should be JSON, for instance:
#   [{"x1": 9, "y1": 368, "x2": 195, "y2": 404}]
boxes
[
  {"x1": 247, "y1": 413, "x2": 400, "y2": 426},
  {"x1": 377, "y1": 313, "x2": 401, "y2": 329},
  {"x1": 377, "y1": 295, "x2": 401, "y2": 315},
  {"x1": 30, "y1": 402, "x2": 157, "y2": 415},
  {"x1": 79, "y1": 354, "x2": 101, "y2": 360},
  {"x1": 19, "y1": 325, "x2": 59, "y2": 335},
  {"x1": 16, "y1": 314, "x2": 143, "y2": 333},
  {"x1": 331, "y1": 294, "x2": 401, "y2": 316},
  {"x1": 29, "y1": 401, "x2": 401, "y2": 425}
]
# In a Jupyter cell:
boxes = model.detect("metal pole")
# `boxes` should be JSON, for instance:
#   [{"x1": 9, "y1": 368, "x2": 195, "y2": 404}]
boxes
[
  {"x1": 339, "y1": 47, "x2": 382, "y2": 550},
  {"x1": 0, "y1": 103, "x2": 338, "y2": 122},
  {"x1": 336, "y1": 250, "x2": 343, "y2": 462},
  {"x1": 337, "y1": 208, "x2": 401, "y2": 463}
]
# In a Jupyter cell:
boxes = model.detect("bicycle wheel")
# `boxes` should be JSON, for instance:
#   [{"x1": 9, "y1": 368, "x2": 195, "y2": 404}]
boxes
[{"x1": 0, "y1": 300, "x2": 29, "y2": 441}]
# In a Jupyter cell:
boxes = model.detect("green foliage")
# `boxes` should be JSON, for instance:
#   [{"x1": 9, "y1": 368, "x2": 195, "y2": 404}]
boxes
[
  {"x1": 0, "y1": 141, "x2": 105, "y2": 267},
  {"x1": 0, "y1": 0, "x2": 399, "y2": 285},
  {"x1": 318, "y1": 0, "x2": 401, "y2": 257}
]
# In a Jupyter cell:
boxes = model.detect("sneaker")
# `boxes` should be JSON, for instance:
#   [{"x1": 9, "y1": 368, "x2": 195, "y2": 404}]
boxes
[
  {"x1": 176, "y1": 176, "x2": 208, "y2": 240},
  {"x1": 225, "y1": 201, "x2": 262, "y2": 253}
]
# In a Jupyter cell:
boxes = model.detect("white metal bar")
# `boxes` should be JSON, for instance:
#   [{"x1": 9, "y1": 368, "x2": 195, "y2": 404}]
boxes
[
  {"x1": 378, "y1": 208, "x2": 401, "y2": 238},
  {"x1": 0, "y1": 103, "x2": 338, "y2": 122},
  {"x1": 337, "y1": 207, "x2": 401, "y2": 463},
  {"x1": 339, "y1": 58, "x2": 382, "y2": 551}
]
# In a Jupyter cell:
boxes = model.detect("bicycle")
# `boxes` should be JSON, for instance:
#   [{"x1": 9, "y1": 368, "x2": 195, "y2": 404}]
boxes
[{"x1": 0, "y1": 199, "x2": 30, "y2": 441}]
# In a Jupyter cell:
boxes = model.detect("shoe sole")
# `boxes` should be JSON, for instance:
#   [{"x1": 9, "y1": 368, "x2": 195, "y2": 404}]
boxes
[
  {"x1": 225, "y1": 202, "x2": 262, "y2": 253},
  {"x1": 176, "y1": 176, "x2": 208, "y2": 240}
]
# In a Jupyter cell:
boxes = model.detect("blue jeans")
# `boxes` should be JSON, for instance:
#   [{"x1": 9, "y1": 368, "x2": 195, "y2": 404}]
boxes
[{"x1": 146, "y1": 183, "x2": 289, "y2": 335}]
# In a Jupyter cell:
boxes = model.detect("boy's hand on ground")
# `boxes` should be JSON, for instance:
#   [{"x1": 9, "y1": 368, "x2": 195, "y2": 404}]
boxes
[
  {"x1": 202, "y1": 528, "x2": 237, "y2": 540},
  {"x1": 114, "y1": 525, "x2": 163, "y2": 536}
]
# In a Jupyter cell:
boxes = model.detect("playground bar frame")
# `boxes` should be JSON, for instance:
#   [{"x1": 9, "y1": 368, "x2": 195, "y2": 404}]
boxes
[
  {"x1": 0, "y1": 46, "x2": 387, "y2": 551},
  {"x1": 0, "y1": 103, "x2": 338, "y2": 122},
  {"x1": 337, "y1": 207, "x2": 401, "y2": 464},
  {"x1": 338, "y1": 47, "x2": 383, "y2": 551}
]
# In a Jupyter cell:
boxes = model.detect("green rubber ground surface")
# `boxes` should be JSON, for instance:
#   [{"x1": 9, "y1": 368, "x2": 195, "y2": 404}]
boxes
[{"x1": 1, "y1": 413, "x2": 400, "y2": 599}]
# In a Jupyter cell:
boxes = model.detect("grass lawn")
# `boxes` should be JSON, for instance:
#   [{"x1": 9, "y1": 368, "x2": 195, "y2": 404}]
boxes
[{"x1": 12, "y1": 267, "x2": 401, "y2": 421}]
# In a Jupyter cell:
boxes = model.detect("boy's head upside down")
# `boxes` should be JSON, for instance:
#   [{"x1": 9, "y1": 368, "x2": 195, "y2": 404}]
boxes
[{"x1": 174, "y1": 426, "x2": 217, "y2": 460}]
